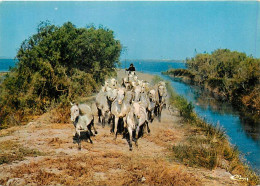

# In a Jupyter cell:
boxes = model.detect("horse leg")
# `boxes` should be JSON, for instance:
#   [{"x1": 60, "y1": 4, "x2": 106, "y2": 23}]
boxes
[
  {"x1": 138, "y1": 124, "x2": 144, "y2": 138},
  {"x1": 122, "y1": 117, "x2": 127, "y2": 139},
  {"x1": 150, "y1": 112, "x2": 154, "y2": 123},
  {"x1": 97, "y1": 108, "x2": 102, "y2": 123},
  {"x1": 128, "y1": 127, "x2": 133, "y2": 151},
  {"x1": 154, "y1": 105, "x2": 158, "y2": 116},
  {"x1": 158, "y1": 106, "x2": 162, "y2": 122},
  {"x1": 132, "y1": 129, "x2": 138, "y2": 147},
  {"x1": 108, "y1": 115, "x2": 112, "y2": 125},
  {"x1": 148, "y1": 110, "x2": 151, "y2": 121},
  {"x1": 87, "y1": 123, "x2": 94, "y2": 136},
  {"x1": 110, "y1": 115, "x2": 115, "y2": 133},
  {"x1": 86, "y1": 131, "x2": 93, "y2": 144},
  {"x1": 91, "y1": 118, "x2": 98, "y2": 134},
  {"x1": 73, "y1": 132, "x2": 78, "y2": 144},
  {"x1": 135, "y1": 125, "x2": 140, "y2": 146},
  {"x1": 76, "y1": 128, "x2": 81, "y2": 150},
  {"x1": 101, "y1": 110, "x2": 106, "y2": 128},
  {"x1": 114, "y1": 117, "x2": 119, "y2": 140},
  {"x1": 146, "y1": 121, "x2": 150, "y2": 133}
]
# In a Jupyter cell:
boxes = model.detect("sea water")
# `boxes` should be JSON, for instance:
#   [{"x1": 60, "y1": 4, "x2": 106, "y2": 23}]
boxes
[{"x1": 0, "y1": 59, "x2": 16, "y2": 72}]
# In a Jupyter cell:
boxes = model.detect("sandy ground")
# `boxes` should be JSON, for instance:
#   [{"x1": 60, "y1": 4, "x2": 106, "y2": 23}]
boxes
[{"x1": 0, "y1": 69, "x2": 241, "y2": 186}]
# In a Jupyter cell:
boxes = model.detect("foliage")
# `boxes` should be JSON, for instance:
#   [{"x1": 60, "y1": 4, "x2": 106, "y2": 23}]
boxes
[
  {"x1": 165, "y1": 49, "x2": 260, "y2": 116},
  {"x1": 172, "y1": 96, "x2": 194, "y2": 120},
  {"x1": 164, "y1": 79, "x2": 195, "y2": 122},
  {"x1": 0, "y1": 21, "x2": 122, "y2": 128},
  {"x1": 162, "y1": 69, "x2": 195, "y2": 80}
]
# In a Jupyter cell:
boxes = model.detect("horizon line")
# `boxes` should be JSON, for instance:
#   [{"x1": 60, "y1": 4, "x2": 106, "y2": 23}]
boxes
[{"x1": 1, "y1": 0, "x2": 259, "y2": 1}]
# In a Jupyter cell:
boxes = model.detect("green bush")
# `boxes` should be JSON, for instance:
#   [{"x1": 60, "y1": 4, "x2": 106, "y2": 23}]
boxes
[
  {"x1": 0, "y1": 21, "x2": 122, "y2": 128},
  {"x1": 165, "y1": 49, "x2": 260, "y2": 116},
  {"x1": 163, "y1": 69, "x2": 195, "y2": 79}
]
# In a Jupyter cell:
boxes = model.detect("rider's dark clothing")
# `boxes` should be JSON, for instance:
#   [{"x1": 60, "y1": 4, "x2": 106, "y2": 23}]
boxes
[{"x1": 126, "y1": 66, "x2": 136, "y2": 72}]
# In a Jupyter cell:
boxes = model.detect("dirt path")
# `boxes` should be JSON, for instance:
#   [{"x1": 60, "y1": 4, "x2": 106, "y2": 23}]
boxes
[{"x1": 0, "y1": 70, "x2": 241, "y2": 186}]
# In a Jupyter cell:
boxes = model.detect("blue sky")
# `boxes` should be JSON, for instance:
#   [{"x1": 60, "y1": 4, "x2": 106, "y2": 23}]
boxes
[{"x1": 0, "y1": 1, "x2": 259, "y2": 59}]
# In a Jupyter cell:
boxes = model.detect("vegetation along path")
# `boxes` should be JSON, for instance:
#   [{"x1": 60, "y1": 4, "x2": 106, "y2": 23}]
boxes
[{"x1": 0, "y1": 69, "x2": 255, "y2": 186}]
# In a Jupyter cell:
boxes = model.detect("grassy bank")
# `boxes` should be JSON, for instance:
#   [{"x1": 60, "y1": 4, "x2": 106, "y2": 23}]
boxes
[{"x1": 153, "y1": 75, "x2": 259, "y2": 185}]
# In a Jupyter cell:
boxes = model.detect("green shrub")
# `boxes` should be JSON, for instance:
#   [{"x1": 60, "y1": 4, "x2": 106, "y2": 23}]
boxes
[
  {"x1": 165, "y1": 49, "x2": 260, "y2": 116},
  {"x1": 172, "y1": 144, "x2": 218, "y2": 170},
  {"x1": 0, "y1": 21, "x2": 122, "y2": 128},
  {"x1": 163, "y1": 69, "x2": 195, "y2": 79}
]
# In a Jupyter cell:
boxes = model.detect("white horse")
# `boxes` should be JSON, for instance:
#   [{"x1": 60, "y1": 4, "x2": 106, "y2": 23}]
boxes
[
  {"x1": 126, "y1": 101, "x2": 150, "y2": 150},
  {"x1": 95, "y1": 89, "x2": 116, "y2": 127},
  {"x1": 111, "y1": 88, "x2": 126, "y2": 139},
  {"x1": 133, "y1": 85, "x2": 142, "y2": 102},
  {"x1": 70, "y1": 103, "x2": 95, "y2": 150},
  {"x1": 155, "y1": 82, "x2": 167, "y2": 122},
  {"x1": 147, "y1": 89, "x2": 156, "y2": 122}
]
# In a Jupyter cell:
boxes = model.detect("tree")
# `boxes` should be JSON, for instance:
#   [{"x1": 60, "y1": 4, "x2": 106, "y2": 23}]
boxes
[
  {"x1": 184, "y1": 49, "x2": 260, "y2": 115},
  {"x1": 0, "y1": 21, "x2": 122, "y2": 128}
]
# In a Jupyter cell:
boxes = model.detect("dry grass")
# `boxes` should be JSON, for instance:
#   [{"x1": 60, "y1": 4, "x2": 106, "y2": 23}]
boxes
[
  {"x1": 49, "y1": 123, "x2": 71, "y2": 129},
  {"x1": 1, "y1": 152, "x2": 201, "y2": 186},
  {"x1": 49, "y1": 104, "x2": 71, "y2": 124},
  {"x1": 146, "y1": 129, "x2": 179, "y2": 147},
  {"x1": 0, "y1": 140, "x2": 45, "y2": 165},
  {"x1": 172, "y1": 143, "x2": 218, "y2": 170},
  {"x1": 0, "y1": 127, "x2": 17, "y2": 137}
]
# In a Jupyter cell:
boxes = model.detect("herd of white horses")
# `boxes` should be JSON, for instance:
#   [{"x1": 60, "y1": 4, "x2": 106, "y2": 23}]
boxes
[{"x1": 70, "y1": 71, "x2": 168, "y2": 151}]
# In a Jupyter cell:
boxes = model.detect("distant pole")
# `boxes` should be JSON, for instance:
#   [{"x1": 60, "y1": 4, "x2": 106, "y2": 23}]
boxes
[{"x1": 194, "y1": 48, "x2": 197, "y2": 57}]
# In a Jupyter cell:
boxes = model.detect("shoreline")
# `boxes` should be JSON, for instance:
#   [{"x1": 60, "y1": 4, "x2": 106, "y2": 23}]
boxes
[
  {"x1": 164, "y1": 72, "x2": 260, "y2": 122},
  {"x1": 122, "y1": 59, "x2": 185, "y2": 63}
]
